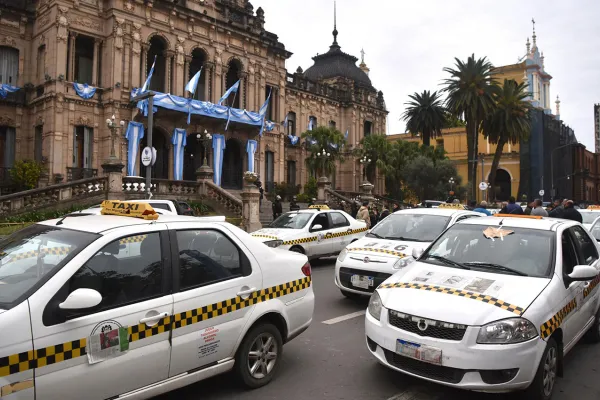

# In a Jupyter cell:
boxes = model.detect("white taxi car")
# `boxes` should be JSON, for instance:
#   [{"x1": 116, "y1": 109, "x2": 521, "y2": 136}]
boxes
[
  {"x1": 578, "y1": 205, "x2": 600, "y2": 230},
  {"x1": 365, "y1": 214, "x2": 600, "y2": 400},
  {"x1": 335, "y1": 204, "x2": 481, "y2": 298},
  {"x1": 0, "y1": 201, "x2": 314, "y2": 400},
  {"x1": 251, "y1": 205, "x2": 368, "y2": 259}
]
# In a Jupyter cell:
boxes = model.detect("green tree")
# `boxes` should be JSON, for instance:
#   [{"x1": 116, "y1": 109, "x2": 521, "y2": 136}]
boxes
[
  {"x1": 482, "y1": 79, "x2": 531, "y2": 201},
  {"x1": 401, "y1": 90, "x2": 447, "y2": 147},
  {"x1": 403, "y1": 156, "x2": 464, "y2": 201},
  {"x1": 354, "y1": 134, "x2": 390, "y2": 181},
  {"x1": 443, "y1": 54, "x2": 498, "y2": 200},
  {"x1": 301, "y1": 126, "x2": 346, "y2": 177},
  {"x1": 11, "y1": 160, "x2": 43, "y2": 190},
  {"x1": 443, "y1": 111, "x2": 466, "y2": 128}
]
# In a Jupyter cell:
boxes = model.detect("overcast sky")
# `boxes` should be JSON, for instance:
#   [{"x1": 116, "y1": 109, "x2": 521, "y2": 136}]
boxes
[{"x1": 254, "y1": 0, "x2": 600, "y2": 149}]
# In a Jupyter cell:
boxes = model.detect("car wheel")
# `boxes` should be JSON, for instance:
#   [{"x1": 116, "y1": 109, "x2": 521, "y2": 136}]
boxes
[
  {"x1": 290, "y1": 246, "x2": 304, "y2": 254},
  {"x1": 340, "y1": 289, "x2": 362, "y2": 300},
  {"x1": 522, "y1": 337, "x2": 558, "y2": 400},
  {"x1": 585, "y1": 306, "x2": 600, "y2": 343},
  {"x1": 235, "y1": 323, "x2": 283, "y2": 389}
]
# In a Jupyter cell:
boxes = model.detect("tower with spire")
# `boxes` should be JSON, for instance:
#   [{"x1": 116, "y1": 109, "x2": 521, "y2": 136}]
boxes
[{"x1": 523, "y1": 18, "x2": 553, "y2": 114}]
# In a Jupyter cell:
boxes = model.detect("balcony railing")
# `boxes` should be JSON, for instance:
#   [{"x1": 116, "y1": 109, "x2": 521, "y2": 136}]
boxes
[{"x1": 67, "y1": 167, "x2": 98, "y2": 181}]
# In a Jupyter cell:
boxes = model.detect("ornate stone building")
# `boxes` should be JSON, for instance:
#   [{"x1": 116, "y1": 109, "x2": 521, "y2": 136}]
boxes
[{"x1": 0, "y1": 0, "x2": 386, "y2": 193}]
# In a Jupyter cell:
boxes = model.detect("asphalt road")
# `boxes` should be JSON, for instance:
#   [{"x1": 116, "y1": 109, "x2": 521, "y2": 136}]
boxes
[{"x1": 156, "y1": 259, "x2": 600, "y2": 400}]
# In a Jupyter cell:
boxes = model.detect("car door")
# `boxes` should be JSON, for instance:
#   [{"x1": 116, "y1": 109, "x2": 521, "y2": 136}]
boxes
[
  {"x1": 559, "y1": 229, "x2": 590, "y2": 347},
  {"x1": 166, "y1": 223, "x2": 263, "y2": 376},
  {"x1": 569, "y1": 226, "x2": 600, "y2": 324},
  {"x1": 307, "y1": 213, "x2": 333, "y2": 257},
  {"x1": 328, "y1": 212, "x2": 353, "y2": 253},
  {"x1": 28, "y1": 226, "x2": 173, "y2": 400}
]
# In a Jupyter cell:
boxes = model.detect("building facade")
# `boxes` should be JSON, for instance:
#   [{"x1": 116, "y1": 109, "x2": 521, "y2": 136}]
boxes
[
  {"x1": 595, "y1": 104, "x2": 600, "y2": 153},
  {"x1": 0, "y1": 0, "x2": 386, "y2": 193}
]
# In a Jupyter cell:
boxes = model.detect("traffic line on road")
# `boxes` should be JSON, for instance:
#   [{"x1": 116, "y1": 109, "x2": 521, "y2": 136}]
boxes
[
  {"x1": 322, "y1": 310, "x2": 366, "y2": 325},
  {"x1": 387, "y1": 387, "x2": 443, "y2": 400}
]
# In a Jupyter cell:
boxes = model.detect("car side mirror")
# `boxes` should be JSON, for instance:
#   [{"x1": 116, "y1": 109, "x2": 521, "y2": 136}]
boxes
[
  {"x1": 567, "y1": 265, "x2": 599, "y2": 282},
  {"x1": 412, "y1": 247, "x2": 424, "y2": 260},
  {"x1": 59, "y1": 288, "x2": 102, "y2": 310},
  {"x1": 311, "y1": 224, "x2": 323, "y2": 232}
]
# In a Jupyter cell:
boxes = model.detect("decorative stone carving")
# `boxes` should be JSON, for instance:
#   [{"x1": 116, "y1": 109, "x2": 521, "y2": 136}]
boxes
[
  {"x1": 187, "y1": 18, "x2": 194, "y2": 38},
  {"x1": 56, "y1": 6, "x2": 69, "y2": 42},
  {"x1": 176, "y1": 36, "x2": 185, "y2": 66},
  {"x1": 0, "y1": 116, "x2": 15, "y2": 126},
  {"x1": 73, "y1": 17, "x2": 100, "y2": 31},
  {"x1": 76, "y1": 115, "x2": 92, "y2": 127},
  {"x1": 0, "y1": 37, "x2": 17, "y2": 47},
  {"x1": 124, "y1": 1, "x2": 134, "y2": 12},
  {"x1": 39, "y1": 16, "x2": 50, "y2": 28},
  {"x1": 132, "y1": 23, "x2": 142, "y2": 55},
  {"x1": 145, "y1": 0, "x2": 153, "y2": 26},
  {"x1": 114, "y1": 18, "x2": 124, "y2": 49}
]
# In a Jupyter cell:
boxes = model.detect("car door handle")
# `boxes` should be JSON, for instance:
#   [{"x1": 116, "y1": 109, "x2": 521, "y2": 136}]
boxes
[
  {"x1": 140, "y1": 312, "x2": 169, "y2": 324},
  {"x1": 237, "y1": 287, "x2": 257, "y2": 297}
]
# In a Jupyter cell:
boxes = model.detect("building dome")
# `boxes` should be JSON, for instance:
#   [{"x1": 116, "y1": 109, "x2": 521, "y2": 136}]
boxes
[{"x1": 304, "y1": 44, "x2": 373, "y2": 88}]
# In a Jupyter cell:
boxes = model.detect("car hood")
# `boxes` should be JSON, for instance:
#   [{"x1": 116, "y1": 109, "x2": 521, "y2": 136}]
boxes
[
  {"x1": 251, "y1": 228, "x2": 304, "y2": 241},
  {"x1": 377, "y1": 262, "x2": 550, "y2": 326},
  {"x1": 0, "y1": 309, "x2": 5, "y2": 315},
  {"x1": 346, "y1": 236, "x2": 430, "y2": 260}
]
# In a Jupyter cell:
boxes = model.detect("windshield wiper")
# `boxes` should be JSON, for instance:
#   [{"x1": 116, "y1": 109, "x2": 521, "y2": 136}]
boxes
[
  {"x1": 463, "y1": 262, "x2": 528, "y2": 276},
  {"x1": 425, "y1": 255, "x2": 471, "y2": 270},
  {"x1": 366, "y1": 232, "x2": 384, "y2": 239},
  {"x1": 385, "y1": 236, "x2": 430, "y2": 242}
]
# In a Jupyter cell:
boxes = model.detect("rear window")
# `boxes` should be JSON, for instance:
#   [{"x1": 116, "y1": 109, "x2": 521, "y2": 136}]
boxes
[
  {"x1": 149, "y1": 203, "x2": 170, "y2": 211},
  {"x1": 0, "y1": 224, "x2": 99, "y2": 309}
]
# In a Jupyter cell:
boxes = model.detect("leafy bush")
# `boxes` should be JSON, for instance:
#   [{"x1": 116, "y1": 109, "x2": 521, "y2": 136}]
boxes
[
  {"x1": 304, "y1": 176, "x2": 318, "y2": 199},
  {"x1": 273, "y1": 182, "x2": 300, "y2": 201},
  {"x1": 11, "y1": 160, "x2": 43, "y2": 190},
  {"x1": 188, "y1": 201, "x2": 213, "y2": 215},
  {"x1": 296, "y1": 193, "x2": 311, "y2": 203},
  {"x1": 1, "y1": 205, "x2": 90, "y2": 224}
]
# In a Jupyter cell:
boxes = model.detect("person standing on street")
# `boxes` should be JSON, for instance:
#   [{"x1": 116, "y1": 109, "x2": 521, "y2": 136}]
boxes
[
  {"x1": 338, "y1": 200, "x2": 346, "y2": 212},
  {"x1": 549, "y1": 198, "x2": 566, "y2": 218},
  {"x1": 272, "y1": 195, "x2": 283, "y2": 220},
  {"x1": 524, "y1": 202, "x2": 533, "y2": 215},
  {"x1": 504, "y1": 197, "x2": 524, "y2": 214},
  {"x1": 531, "y1": 199, "x2": 549, "y2": 217},
  {"x1": 563, "y1": 200, "x2": 583, "y2": 223},
  {"x1": 392, "y1": 203, "x2": 400, "y2": 213},
  {"x1": 379, "y1": 205, "x2": 391, "y2": 221},
  {"x1": 356, "y1": 201, "x2": 371, "y2": 229},
  {"x1": 351, "y1": 201, "x2": 359, "y2": 218},
  {"x1": 370, "y1": 208, "x2": 379, "y2": 228},
  {"x1": 473, "y1": 201, "x2": 492, "y2": 216},
  {"x1": 289, "y1": 196, "x2": 300, "y2": 211},
  {"x1": 255, "y1": 180, "x2": 264, "y2": 212}
]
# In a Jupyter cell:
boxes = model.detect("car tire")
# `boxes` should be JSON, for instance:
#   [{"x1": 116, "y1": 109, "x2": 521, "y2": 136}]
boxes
[
  {"x1": 522, "y1": 337, "x2": 558, "y2": 400},
  {"x1": 585, "y1": 306, "x2": 600, "y2": 343},
  {"x1": 234, "y1": 323, "x2": 283, "y2": 389},
  {"x1": 340, "y1": 289, "x2": 362, "y2": 300},
  {"x1": 290, "y1": 246, "x2": 304, "y2": 254}
]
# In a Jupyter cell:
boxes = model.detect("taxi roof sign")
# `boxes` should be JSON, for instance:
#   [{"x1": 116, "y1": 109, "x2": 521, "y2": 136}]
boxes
[
  {"x1": 494, "y1": 214, "x2": 543, "y2": 220},
  {"x1": 309, "y1": 205, "x2": 330, "y2": 210},
  {"x1": 438, "y1": 203, "x2": 464, "y2": 209},
  {"x1": 588, "y1": 205, "x2": 600, "y2": 210},
  {"x1": 100, "y1": 200, "x2": 159, "y2": 220}
]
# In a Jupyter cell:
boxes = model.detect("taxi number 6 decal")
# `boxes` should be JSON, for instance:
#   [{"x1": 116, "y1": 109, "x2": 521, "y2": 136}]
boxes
[{"x1": 395, "y1": 245, "x2": 408, "y2": 252}]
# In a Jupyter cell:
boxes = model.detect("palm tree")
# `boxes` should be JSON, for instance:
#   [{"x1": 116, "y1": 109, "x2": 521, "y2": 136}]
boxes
[
  {"x1": 301, "y1": 126, "x2": 346, "y2": 178},
  {"x1": 354, "y1": 134, "x2": 390, "y2": 182},
  {"x1": 443, "y1": 54, "x2": 498, "y2": 200},
  {"x1": 482, "y1": 79, "x2": 531, "y2": 200},
  {"x1": 401, "y1": 90, "x2": 447, "y2": 147}
]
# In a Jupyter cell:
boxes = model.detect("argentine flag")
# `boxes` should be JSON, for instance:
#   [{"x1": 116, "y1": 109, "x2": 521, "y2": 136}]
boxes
[
  {"x1": 185, "y1": 67, "x2": 203, "y2": 95},
  {"x1": 218, "y1": 80, "x2": 240, "y2": 105},
  {"x1": 141, "y1": 56, "x2": 156, "y2": 93}
]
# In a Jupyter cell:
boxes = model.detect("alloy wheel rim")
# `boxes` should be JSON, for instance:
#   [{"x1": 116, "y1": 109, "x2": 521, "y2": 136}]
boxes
[
  {"x1": 542, "y1": 346, "x2": 557, "y2": 396},
  {"x1": 247, "y1": 333, "x2": 278, "y2": 379}
]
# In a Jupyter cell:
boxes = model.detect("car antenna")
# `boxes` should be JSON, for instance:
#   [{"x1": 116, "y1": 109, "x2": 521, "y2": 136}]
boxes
[
  {"x1": 56, "y1": 215, "x2": 70, "y2": 226},
  {"x1": 498, "y1": 218, "x2": 504, "y2": 226}
]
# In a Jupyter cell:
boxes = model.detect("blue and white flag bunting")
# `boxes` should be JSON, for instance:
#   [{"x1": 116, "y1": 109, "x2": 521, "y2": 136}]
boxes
[
  {"x1": 246, "y1": 140, "x2": 258, "y2": 173},
  {"x1": 258, "y1": 88, "x2": 272, "y2": 136},
  {"x1": 283, "y1": 113, "x2": 289, "y2": 129},
  {"x1": 329, "y1": 143, "x2": 338, "y2": 149},
  {"x1": 125, "y1": 122, "x2": 145, "y2": 176},
  {"x1": 73, "y1": 83, "x2": 96, "y2": 100},
  {"x1": 0, "y1": 84, "x2": 19, "y2": 99},
  {"x1": 345, "y1": 129, "x2": 349, "y2": 140},
  {"x1": 218, "y1": 80, "x2": 240, "y2": 106},
  {"x1": 212, "y1": 134, "x2": 226, "y2": 186},
  {"x1": 185, "y1": 67, "x2": 203, "y2": 95},
  {"x1": 172, "y1": 128, "x2": 187, "y2": 181},
  {"x1": 288, "y1": 135, "x2": 299, "y2": 145},
  {"x1": 307, "y1": 138, "x2": 317, "y2": 146},
  {"x1": 141, "y1": 56, "x2": 156, "y2": 93}
]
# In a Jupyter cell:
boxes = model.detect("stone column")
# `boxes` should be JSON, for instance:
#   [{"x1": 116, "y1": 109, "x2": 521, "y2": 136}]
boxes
[
  {"x1": 317, "y1": 176, "x2": 331, "y2": 203},
  {"x1": 102, "y1": 160, "x2": 125, "y2": 200},
  {"x1": 238, "y1": 71, "x2": 248, "y2": 109},
  {"x1": 173, "y1": 53, "x2": 185, "y2": 97},
  {"x1": 164, "y1": 51, "x2": 174, "y2": 94},
  {"x1": 92, "y1": 39, "x2": 101, "y2": 85},
  {"x1": 241, "y1": 179, "x2": 261, "y2": 232},
  {"x1": 360, "y1": 181, "x2": 375, "y2": 203},
  {"x1": 183, "y1": 55, "x2": 191, "y2": 94},
  {"x1": 204, "y1": 61, "x2": 214, "y2": 103},
  {"x1": 68, "y1": 33, "x2": 77, "y2": 81}
]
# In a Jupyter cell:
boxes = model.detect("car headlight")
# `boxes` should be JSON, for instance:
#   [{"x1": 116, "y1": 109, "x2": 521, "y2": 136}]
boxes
[
  {"x1": 393, "y1": 257, "x2": 415, "y2": 270},
  {"x1": 338, "y1": 248, "x2": 348, "y2": 262},
  {"x1": 477, "y1": 318, "x2": 538, "y2": 344},
  {"x1": 368, "y1": 291, "x2": 383, "y2": 321},
  {"x1": 263, "y1": 240, "x2": 283, "y2": 248}
]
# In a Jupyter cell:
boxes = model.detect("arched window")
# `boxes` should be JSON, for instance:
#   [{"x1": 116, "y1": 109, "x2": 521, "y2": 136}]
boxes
[
  {"x1": 225, "y1": 60, "x2": 241, "y2": 108},
  {"x1": 329, "y1": 120, "x2": 336, "y2": 129},
  {"x1": 147, "y1": 36, "x2": 167, "y2": 92},
  {"x1": 189, "y1": 48, "x2": 206, "y2": 101},
  {"x1": 74, "y1": 36, "x2": 94, "y2": 84},
  {"x1": 287, "y1": 112, "x2": 296, "y2": 136},
  {"x1": 0, "y1": 46, "x2": 19, "y2": 85},
  {"x1": 309, "y1": 116, "x2": 317, "y2": 131},
  {"x1": 363, "y1": 120, "x2": 373, "y2": 137}
]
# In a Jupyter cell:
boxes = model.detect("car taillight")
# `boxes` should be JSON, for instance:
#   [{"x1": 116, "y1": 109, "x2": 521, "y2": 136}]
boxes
[{"x1": 301, "y1": 262, "x2": 311, "y2": 277}]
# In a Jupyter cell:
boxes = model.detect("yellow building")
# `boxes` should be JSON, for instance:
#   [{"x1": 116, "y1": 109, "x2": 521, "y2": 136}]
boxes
[{"x1": 389, "y1": 24, "x2": 560, "y2": 203}]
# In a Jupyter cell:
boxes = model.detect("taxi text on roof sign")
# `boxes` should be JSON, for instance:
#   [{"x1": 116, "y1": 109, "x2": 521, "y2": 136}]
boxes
[
  {"x1": 309, "y1": 205, "x2": 330, "y2": 210},
  {"x1": 438, "y1": 203, "x2": 464, "y2": 209},
  {"x1": 100, "y1": 200, "x2": 159, "y2": 220},
  {"x1": 588, "y1": 205, "x2": 600, "y2": 210}
]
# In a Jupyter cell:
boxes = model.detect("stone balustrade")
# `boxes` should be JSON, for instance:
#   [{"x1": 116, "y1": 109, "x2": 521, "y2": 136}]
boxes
[{"x1": 203, "y1": 180, "x2": 243, "y2": 216}]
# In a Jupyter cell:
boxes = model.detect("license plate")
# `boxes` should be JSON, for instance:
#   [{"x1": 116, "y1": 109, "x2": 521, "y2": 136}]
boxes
[
  {"x1": 395, "y1": 339, "x2": 442, "y2": 365},
  {"x1": 351, "y1": 275, "x2": 374, "y2": 289}
]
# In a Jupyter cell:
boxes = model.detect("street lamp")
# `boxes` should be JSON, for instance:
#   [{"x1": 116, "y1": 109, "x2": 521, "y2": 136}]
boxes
[
  {"x1": 551, "y1": 143, "x2": 575, "y2": 199},
  {"x1": 359, "y1": 155, "x2": 371, "y2": 182},
  {"x1": 196, "y1": 130, "x2": 213, "y2": 168},
  {"x1": 316, "y1": 148, "x2": 331, "y2": 178},
  {"x1": 105, "y1": 114, "x2": 125, "y2": 159},
  {"x1": 448, "y1": 177, "x2": 455, "y2": 191}
]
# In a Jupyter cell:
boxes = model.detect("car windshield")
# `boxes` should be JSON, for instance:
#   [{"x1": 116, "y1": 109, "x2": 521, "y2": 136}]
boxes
[
  {"x1": 0, "y1": 224, "x2": 99, "y2": 308},
  {"x1": 590, "y1": 224, "x2": 600, "y2": 242},
  {"x1": 422, "y1": 224, "x2": 554, "y2": 278},
  {"x1": 581, "y1": 212, "x2": 599, "y2": 224},
  {"x1": 270, "y1": 212, "x2": 313, "y2": 229},
  {"x1": 367, "y1": 213, "x2": 451, "y2": 242}
]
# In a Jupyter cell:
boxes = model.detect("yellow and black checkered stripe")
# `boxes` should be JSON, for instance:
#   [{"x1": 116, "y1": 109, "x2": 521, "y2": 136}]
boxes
[
  {"x1": 378, "y1": 282, "x2": 525, "y2": 316},
  {"x1": 347, "y1": 247, "x2": 407, "y2": 258},
  {"x1": 251, "y1": 234, "x2": 279, "y2": 240},
  {"x1": 119, "y1": 235, "x2": 147, "y2": 244},
  {"x1": 0, "y1": 276, "x2": 311, "y2": 378},
  {"x1": 281, "y1": 227, "x2": 368, "y2": 247},
  {"x1": 584, "y1": 274, "x2": 600, "y2": 298},
  {"x1": 540, "y1": 298, "x2": 577, "y2": 339}
]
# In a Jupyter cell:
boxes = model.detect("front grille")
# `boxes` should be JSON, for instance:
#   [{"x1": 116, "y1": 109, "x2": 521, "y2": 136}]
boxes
[
  {"x1": 383, "y1": 348, "x2": 466, "y2": 384},
  {"x1": 388, "y1": 310, "x2": 467, "y2": 341},
  {"x1": 339, "y1": 267, "x2": 391, "y2": 293}
]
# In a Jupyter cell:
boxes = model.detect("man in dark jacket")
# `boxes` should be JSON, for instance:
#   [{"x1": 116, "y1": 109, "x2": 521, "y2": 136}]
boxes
[
  {"x1": 272, "y1": 195, "x2": 283, "y2": 219},
  {"x1": 549, "y1": 199, "x2": 566, "y2": 218},
  {"x1": 392, "y1": 203, "x2": 400, "y2": 213},
  {"x1": 289, "y1": 196, "x2": 300, "y2": 211},
  {"x1": 379, "y1": 206, "x2": 391, "y2": 222},
  {"x1": 351, "y1": 201, "x2": 359, "y2": 218},
  {"x1": 563, "y1": 200, "x2": 583, "y2": 223},
  {"x1": 505, "y1": 196, "x2": 524, "y2": 214}
]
